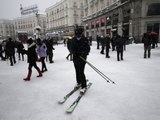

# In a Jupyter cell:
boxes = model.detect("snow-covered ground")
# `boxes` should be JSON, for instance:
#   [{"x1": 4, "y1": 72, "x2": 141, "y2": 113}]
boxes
[{"x1": 0, "y1": 42, "x2": 160, "y2": 120}]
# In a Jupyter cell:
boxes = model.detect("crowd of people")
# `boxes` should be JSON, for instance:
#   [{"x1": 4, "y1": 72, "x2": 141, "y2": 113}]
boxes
[
  {"x1": 94, "y1": 32, "x2": 158, "y2": 61},
  {"x1": 0, "y1": 28, "x2": 159, "y2": 92},
  {"x1": 0, "y1": 37, "x2": 56, "y2": 80}
]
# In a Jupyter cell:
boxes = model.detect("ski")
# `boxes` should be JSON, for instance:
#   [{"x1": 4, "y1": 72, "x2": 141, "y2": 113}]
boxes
[
  {"x1": 66, "y1": 82, "x2": 92, "y2": 113},
  {"x1": 58, "y1": 85, "x2": 80, "y2": 104},
  {"x1": 58, "y1": 80, "x2": 89, "y2": 104}
]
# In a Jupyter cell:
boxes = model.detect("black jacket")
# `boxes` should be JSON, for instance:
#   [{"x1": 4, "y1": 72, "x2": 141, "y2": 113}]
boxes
[
  {"x1": 72, "y1": 36, "x2": 90, "y2": 57},
  {"x1": 24, "y1": 43, "x2": 37, "y2": 63},
  {"x1": 115, "y1": 36, "x2": 124, "y2": 51},
  {"x1": 142, "y1": 34, "x2": 152, "y2": 46},
  {"x1": 6, "y1": 40, "x2": 15, "y2": 56}
]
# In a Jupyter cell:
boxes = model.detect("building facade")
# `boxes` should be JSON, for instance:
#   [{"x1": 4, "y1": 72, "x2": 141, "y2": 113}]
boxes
[
  {"x1": 83, "y1": 0, "x2": 160, "y2": 43},
  {"x1": 0, "y1": 19, "x2": 15, "y2": 39},
  {"x1": 45, "y1": 0, "x2": 84, "y2": 35},
  {"x1": 13, "y1": 14, "x2": 46, "y2": 38}
]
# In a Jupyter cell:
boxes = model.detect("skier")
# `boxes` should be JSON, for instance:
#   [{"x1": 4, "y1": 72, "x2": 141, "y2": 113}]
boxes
[
  {"x1": 23, "y1": 38, "x2": 42, "y2": 81},
  {"x1": 36, "y1": 38, "x2": 48, "y2": 72},
  {"x1": 72, "y1": 25, "x2": 90, "y2": 93}
]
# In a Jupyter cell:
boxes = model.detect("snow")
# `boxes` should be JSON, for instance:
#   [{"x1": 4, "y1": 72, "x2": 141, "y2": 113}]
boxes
[{"x1": 0, "y1": 42, "x2": 160, "y2": 120}]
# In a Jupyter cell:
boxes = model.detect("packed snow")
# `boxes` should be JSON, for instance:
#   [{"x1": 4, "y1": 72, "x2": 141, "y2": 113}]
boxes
[{"x1": 0, "y1": 42, "x2": 160, "y2": 120}]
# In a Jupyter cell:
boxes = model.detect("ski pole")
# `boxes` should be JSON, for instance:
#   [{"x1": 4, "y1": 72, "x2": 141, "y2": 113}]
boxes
[
  {"x1": 80, "y1": 56, "x2": 115, "y2": 84},
  {"x1": 87, "y1": 60, "x2": 115, "y2": 84}
]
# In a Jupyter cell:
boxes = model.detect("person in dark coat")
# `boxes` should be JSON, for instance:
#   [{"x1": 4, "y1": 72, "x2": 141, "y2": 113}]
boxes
[
  {"x1": 89, "y1": 36, "x2": 92, "y2": 46},
  {"x1": 66, "y1": 36, "x2": 73, "y2": 61},
  {"x1": 23, "y1": 38, "x2": 42, "y2": 81},
  {"x1": 100, "y1": 35, "x2": 105, "y2": 54},
  {"x1": 115, "y1": 35, "x2": 124, "y2": 61},
  {"x1": 111, "y1": 36, "x2": 116, "y2": 51},
  {"x1": 46, "y1": 38, "x2": 55, "y2": 63},
  {"x1": 96, "y1": 35, "x2": 100, "y2": 49},
  {"x1": 105, "y1": 35, "x2": 111, "y2": 58},
  {"x1": 142, "y1": 33, "x2": 152, "y2": 58},
  {"x1": 72, "y1": 26, "x2": 90, "y2": 93},
  {"x1": 16, "y1": 41, "x2": 24, "y2": 61},
  {"x1": 6, "y1": 38, "x2": 16, "y2": 66}
]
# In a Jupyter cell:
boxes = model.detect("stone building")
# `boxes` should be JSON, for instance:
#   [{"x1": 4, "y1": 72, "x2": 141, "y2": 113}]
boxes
[
  {"x1": 13, "y1": 14, "x2": 46, "y2": 38},
  {"x1": 82, "y1": 0, "x2": 160, "y2": 43},
  {"x1": 45, "y1": 0, "x2": 84, "y2": 35},
  {"x1": 0, "y1": 19, "x2": 15, "y2": 39}
]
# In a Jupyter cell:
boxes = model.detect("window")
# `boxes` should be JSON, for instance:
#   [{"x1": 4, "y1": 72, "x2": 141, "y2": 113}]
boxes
[
  {"x1": 95, "y1": 20, "x2": 100, "y2": 28},
  {"x1": 147, "y1": 3, "x2": 160, "y2": 16},
  {"x1": 101, "y1": 18, "x2": 105, "y2": 26}
]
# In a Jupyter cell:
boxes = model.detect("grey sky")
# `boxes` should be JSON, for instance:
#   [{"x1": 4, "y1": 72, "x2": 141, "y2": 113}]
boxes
[{"x1": 0, "y1": 0, "x2": 61, "y2": 19}]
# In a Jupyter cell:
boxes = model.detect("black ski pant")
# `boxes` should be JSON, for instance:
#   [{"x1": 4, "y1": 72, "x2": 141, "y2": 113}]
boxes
[{"x1": 73, "y1": 55, "x2": 87, "y2": 89}]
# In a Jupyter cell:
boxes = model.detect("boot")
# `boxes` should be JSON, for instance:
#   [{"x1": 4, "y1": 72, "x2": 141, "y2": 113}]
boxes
[
  {"x1": 36, "y1": 68, "x2": 43, "y2": 77},
  {"x1": 23, "y1": 70, "x2": 32, "y2": 81}
]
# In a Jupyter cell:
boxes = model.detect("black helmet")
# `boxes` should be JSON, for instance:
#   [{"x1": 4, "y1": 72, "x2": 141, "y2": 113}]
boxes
[{"x1": 74, "y1": 25, "x2": 84, "y2": 35}]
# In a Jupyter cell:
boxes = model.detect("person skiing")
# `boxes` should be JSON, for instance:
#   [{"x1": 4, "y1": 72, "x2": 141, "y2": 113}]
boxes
[
  {"x1": 23, "y1": 38, "x2": 42, "y2": 81},
  {"x1": 36, "y1": 38, "x2": 48, "y2": 72},
  {"x1": 72, "y1": 25, "x2": 90, "y2": 93}
]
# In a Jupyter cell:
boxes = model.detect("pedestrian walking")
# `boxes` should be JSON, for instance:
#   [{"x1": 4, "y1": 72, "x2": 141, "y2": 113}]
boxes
[
  {"x1": 105, "y1": 34, "x2": 111, "y2": 58},
  {"x1": 142, "y1": 33, "x2": 152, "y2": 58},
  {"x1": 100, "y1": 35, "x2": 105, "y2": 54},
  {"x1": 36, "y1": 38, "x2": 48, "y2": 72},
  {"x1": 6, "y1": 38, "x2": 16, "y2": 66},
  {"x1": 66, "y1": 36, "x2": 73, "y2": 61},
  {"x1": 115, "y1": 35, "x2": 124, "y2": 61},
  {"x1": 23, "y1": 38, "x2": 42, "y2": 81},
  {"x1": 46, "y1": 38, "x2": 55, "y2": 63},
  {"x1": 16, "y1": 41, "x2": 24, "y2": 61},
  {"x1": 96, "y1": 35, "x2": 100, "y2": 49}
]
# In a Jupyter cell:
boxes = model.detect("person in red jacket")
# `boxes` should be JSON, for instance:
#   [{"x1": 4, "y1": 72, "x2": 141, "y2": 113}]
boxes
[{"x1": 23, "y1": 38, "x2": 42, "y2": 81}]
